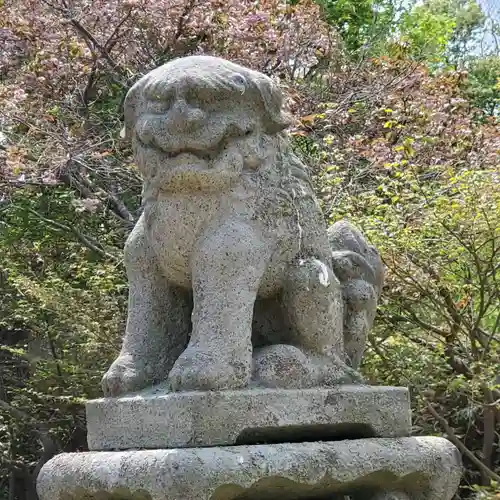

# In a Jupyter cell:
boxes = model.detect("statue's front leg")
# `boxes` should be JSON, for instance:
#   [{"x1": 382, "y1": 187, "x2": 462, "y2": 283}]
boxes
[
  {"x1": 167, "y1": 219, "x2": 271, "y2": 392},
  {"x1": 102, "y1": 214, "x2": 191, "y2": 397}
]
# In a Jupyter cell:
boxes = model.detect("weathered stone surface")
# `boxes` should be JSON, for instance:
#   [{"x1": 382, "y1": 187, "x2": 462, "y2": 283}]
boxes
[
  {"x1": 37, "y1": 437, "x2": 462, "y2": 500},
  {"x1": 101, "y1": 55, "x2": 385, "y2": 397},
  {"x1": 86, "y1": 385, "x2": 410, "y2": 450}
]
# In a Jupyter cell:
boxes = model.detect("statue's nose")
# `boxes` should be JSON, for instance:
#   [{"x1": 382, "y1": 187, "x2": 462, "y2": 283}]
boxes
[{"x1": 167, "y1": 99, "x2": 206, "y2": 133}]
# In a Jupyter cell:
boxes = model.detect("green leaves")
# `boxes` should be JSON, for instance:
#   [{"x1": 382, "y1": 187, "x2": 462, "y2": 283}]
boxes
[
  {"x1": 399, "y1": 3, "x2": 457, "y2": 62},
  {"x1": 396, "y1": 0, "x2": 489, "y2": 65},
  {"x1": 292, "y1": 53, "x2": 499, "y2": 492},
  {"x1": 0, "y1": 185, "x2": 126, "y2": 491},
  {"x1": 465, "y1": 55, "x2": 500, "y2": 117},
  {"x1": 317, "y1": 0, "x2": 396, "y2": 53}
]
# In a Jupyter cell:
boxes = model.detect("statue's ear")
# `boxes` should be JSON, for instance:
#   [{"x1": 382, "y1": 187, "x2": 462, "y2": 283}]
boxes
[{"x1": 252, "y1": 74, "x2": 291, "y2": 134}]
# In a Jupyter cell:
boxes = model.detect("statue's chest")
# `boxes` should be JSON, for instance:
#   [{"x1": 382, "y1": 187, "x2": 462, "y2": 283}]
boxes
[{"x1": 144, "y1": 195, "x2": 222, "y2": 286}]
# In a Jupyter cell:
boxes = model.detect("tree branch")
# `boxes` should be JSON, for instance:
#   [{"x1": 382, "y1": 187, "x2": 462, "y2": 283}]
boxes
[
  {"x1": 40, "y1": 0, "x2": 129, "y2": 84},
  {"x1": 480, "y1": 385, "x2": 497, "y2": 485},
  {"x1": 425, "y1": 399, "x2": 500, "y2": 483},
  {"x1": 59, "y1": 168, "x2": 136, "y2": 228},
  {"x1": 77, "y1": 174, "x2": 135, "y2": 225},
  {"x1": 389, "y1": 311, "x2": 449, "y2": 337},
  {"x1": 0, "y1": 399, "x2": 61, "y2": 483},
  {"x1": 25, "y1": 207, "x2": 119, "y2": 261},
  {"x1": 104, "y1": 9, "x2": 135, "y2": 51},
  {"x1": 0, "y1": 399, "x2": 35, "y2": 427}
]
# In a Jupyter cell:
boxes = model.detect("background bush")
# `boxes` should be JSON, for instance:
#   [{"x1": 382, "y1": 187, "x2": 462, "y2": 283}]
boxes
[{"x1": 0, "y1": 0, "x2": 498, "y2": 498}]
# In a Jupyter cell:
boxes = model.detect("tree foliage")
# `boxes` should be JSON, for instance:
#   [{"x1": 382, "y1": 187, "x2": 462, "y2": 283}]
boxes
[
  {"x1": 290, "y1": 58, "x2": 500, "y2": 497},
  {"x1": 465, "y1": 55, "x2": 500, "y2": 117},
  {"x1": 402, "y1": 0, "x2": 487, "y2": 63},
  {"x1": 0, "y1": 0, "x2": 499, "y2": 499},
  {"x1": 314, "y1": 0, "x2": 397, "y2": 52}
]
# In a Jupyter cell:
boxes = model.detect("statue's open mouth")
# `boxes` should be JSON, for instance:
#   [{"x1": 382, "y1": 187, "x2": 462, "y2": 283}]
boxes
[
  {"x1": 136, "y1": 133, "x2": 221, "y2": 163},
  {"x1": 163, "y1": 147, "x2": 221, "y2": 164}
]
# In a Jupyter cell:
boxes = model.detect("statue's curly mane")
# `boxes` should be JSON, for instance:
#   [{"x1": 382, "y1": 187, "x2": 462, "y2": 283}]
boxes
[
  {"x1": 238, "y1": 132, "x2": 317, "y2": 235},
  {"x1": 254, "y1": 133, "x2": 315, "y2": 200}
]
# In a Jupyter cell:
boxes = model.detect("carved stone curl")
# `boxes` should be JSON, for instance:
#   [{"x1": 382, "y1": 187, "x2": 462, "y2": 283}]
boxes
[{"x1": 101, "y1": 55, "x2": 384, "y2": 397}]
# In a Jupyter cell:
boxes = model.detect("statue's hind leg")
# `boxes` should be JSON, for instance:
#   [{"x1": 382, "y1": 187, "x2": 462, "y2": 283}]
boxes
[
  {"x1": 253, "y1": 257, "x2": 362, "y2": 388},
  {"x1": 284, "y1": 258, "x2": 344, "y2": 357}
]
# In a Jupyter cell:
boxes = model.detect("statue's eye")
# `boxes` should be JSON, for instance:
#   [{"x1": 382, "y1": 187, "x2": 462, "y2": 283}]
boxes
[
  {"x1": 233, "y1": 74, "x2": 246, "y2": 86},
  {"x1": 145, "y1": 92, "x2": 172, "y2": 114},
  {"x1": 147, "y1": 99, "x2": 169, "y2": 114},
  {"x1": 185, "y1": 88, "x2": 213, "y2": 107}
]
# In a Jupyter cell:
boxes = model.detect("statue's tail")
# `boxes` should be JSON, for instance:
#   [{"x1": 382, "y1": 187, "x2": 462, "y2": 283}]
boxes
[{"x1": 327, "y1": 220, "x2": 385, "y2": 369}]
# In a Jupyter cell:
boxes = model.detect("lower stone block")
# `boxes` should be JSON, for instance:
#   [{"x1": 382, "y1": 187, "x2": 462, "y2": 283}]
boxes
[{"x1": 37, "y1": 436, "x2": 462, "y2": 500}]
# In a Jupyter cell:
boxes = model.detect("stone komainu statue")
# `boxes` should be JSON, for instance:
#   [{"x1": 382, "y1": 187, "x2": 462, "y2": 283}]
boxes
[{"x1": 102, "y1": 55, "x2": 384, "y2": 397}]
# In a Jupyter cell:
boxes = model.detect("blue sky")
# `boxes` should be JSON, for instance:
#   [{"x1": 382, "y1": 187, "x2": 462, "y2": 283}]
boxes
[
  {"x1": 476, "y1": 0, "x2": 499, "y2": 54},
  {"x1": 478, "y1": 0, "x2": 499, "y2": 17}
]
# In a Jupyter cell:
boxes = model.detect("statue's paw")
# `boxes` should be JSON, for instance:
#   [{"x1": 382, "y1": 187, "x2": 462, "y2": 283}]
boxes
[
  {"x1": 167, "y1": 345, "x2": 252, "y2": 392},
  {"x1": 101, "y1": 355, "x2": 150, "y2": 397},
  {"x1": 252, "y1": 344, "x2": 317, "y2": 388},
  {"x1": 252, "y1": 345, "x2": 364, "y2": 389},
  {"x1": 320, "y1": 354, "x2": 365, "y2": 385}
]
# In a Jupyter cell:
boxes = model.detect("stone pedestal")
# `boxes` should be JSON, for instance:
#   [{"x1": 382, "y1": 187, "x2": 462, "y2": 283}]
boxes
[
  {"x1": 38, "y1": 437, "x2": 461, "y2": 500},
  {"x1": 37, "y1": 386, "x2": 462, "y2": 500}
]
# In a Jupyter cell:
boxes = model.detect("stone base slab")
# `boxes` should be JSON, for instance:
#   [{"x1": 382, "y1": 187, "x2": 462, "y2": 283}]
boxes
[
  {"x1": 86, "y1": 385, "x2": 411, "y2": 450},
  {"x1": 37, "y1": 437, "x2": 462, "y2": 500}
]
